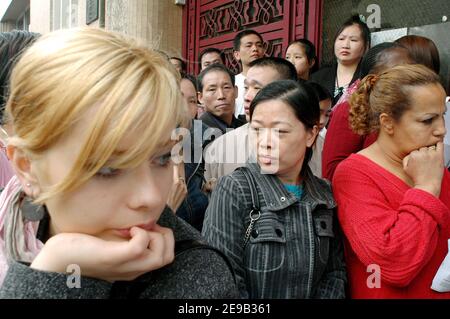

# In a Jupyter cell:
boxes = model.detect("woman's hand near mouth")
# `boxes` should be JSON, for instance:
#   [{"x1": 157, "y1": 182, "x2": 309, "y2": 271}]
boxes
[{"x1": 30, "y1": 224, "x2": 175, "y2": 282}]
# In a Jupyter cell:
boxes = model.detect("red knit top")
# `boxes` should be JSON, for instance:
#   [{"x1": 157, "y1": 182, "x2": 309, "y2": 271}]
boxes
[
  {"x1": 322, "y1": 101, "x2": 377, "y2": 181},
  {"x1": 333, "y1": 154, "x2": 450, "y2": 298}
]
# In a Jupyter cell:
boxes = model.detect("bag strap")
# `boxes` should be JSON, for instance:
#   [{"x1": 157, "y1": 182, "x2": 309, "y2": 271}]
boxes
[{"x1": 238, "y1": 167, "x2": 261, "y2": 249}]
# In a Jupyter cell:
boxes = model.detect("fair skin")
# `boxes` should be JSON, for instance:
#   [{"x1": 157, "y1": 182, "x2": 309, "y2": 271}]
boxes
[
  {"x1": 319, "y1": 98, "x2": 332, "y2": 130},
  {"x1": 198, "y1": 70, "x2": 237, "y2": 125},
  {"x1": 180, "y1": 78, "x2": 198, "y2": 120},
  {"x1": 243, "y1": 66, "x2": 281, "y2": 122},
  {"x1": 166, "y1": 163, "x2": 187, "y2": 213},
  {"x1": 8, "y1": 110, "x2": 175, "y2": 282},
  {"x1": 200, "y1": 52, "x2": 223, "y2": 70},
  {"x1": 196, "y1": 104, "x2": 206, "y2": 118},
  {"x1": 285, "y1": 43, "x2": 315, "y2": 80},
  {"x1": 233, "y1": 34, "x2": 266, "y2": 76},
  {"x1": 250, "y1": 100, "x2": 318, "y2": 185},
  {"x1": 334, "y1": 24, "x2": 367, "y2": 89},
  {"x1": 359, "y1": 83, "x2": 447, "y2": 197}
]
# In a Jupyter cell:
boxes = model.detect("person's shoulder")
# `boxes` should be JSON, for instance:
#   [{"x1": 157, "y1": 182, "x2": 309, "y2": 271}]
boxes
[
  {"x1": 308, "y1": 171, "x2": 333, "y2": 195},
  {"x1": 235, "y1": 73, "x2": 245, "y2": 82},
  {"x1": 332, "y1": 100, "x2": 351, "y2": 116},
  {"x1": 336, "y1": 153, "x2": 364, "y2": 169},
  {"x1": 158, "y1": 207, "x2": 203, "y2": 242},
  {"x1": 143, "y1": 244, "x2": 239, "y2": 298},
  {"x1": 176, "y1": 244, "x2": 238, "y2": 297},
  {"x1": 333, "y1": 153, "x2": 376, "y2": 183},
  {"x1": 225, "y1": 165, "x2": 254, "y2": 184},
  {"x1": 150, "y1": 211, "x2": 239, "y2": 298},
  {"x1": 207, "y1": 167, "x2": 252, "y2": 201},
  {"x1": 0, "y1": 260, "x2": 111, "y2": 299},
  {"x1": 310, "y1": 172, "x2": 331, "y2": 188},
  {"x1": 199, "y1": 112, "x2": 211, "y2": 123},
  {"x1": 311, "y1": 65, "x2": 334, "y2": 81}
]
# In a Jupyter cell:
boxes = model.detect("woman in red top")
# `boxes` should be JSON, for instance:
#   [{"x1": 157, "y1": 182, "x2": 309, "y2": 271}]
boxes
[
  {"x1": 333, "y1": 64, "x2": 450, "y2": 298},
  {"x1": 322, "y1": 42, "x2": 414, "y2": 181}
]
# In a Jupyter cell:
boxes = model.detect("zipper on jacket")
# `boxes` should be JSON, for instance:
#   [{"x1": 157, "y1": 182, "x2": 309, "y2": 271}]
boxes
[{"x1": 305, "y1": 204, "x2": 314, "y2": 298}]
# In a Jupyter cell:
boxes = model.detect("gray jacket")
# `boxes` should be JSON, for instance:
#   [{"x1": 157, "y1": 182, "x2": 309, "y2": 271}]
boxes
[
  {"x1": 202, "y1": 162, "x2": 347, "y2": 299},
  {"x1": 0, "y1": 208, "x2": 239, "y2": 299}
]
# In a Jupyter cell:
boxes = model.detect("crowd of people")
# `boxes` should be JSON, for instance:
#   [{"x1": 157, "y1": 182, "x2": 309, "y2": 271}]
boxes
[{"x1": 0, "y1": 14, "x2": 449, "y2": 299}]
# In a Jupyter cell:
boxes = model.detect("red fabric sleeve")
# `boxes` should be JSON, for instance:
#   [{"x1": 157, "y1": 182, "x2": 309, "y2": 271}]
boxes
[
  {"x1": 322, "y1": 102, "x2": 365, "y2": 181},
  {"x1": 333, "y1": 159, "x2": 450, "y2": 287}
]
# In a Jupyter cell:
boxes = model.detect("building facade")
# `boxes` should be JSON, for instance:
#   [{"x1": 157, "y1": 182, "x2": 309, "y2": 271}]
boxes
[
  {"x1": 182, "y1": 0, "x2": 322, "y2": 75},
  {"x1": 2, "y1": 0, "x2": 450, "y2": 88},
  {"x1": 0, "y1": 0, "x2": 30, "y2": 32},
  {"x1": 1, "y1": 0, "x2": 184, "y2": 58}
]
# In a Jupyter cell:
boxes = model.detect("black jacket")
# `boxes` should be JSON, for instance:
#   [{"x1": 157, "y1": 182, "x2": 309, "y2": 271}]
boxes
[
  {"x1": 310, "y1": 63, "x2": 361, "y2": 106},
  {"x1": 199, "y1": 112, "x2": 245, "y2": 135}
]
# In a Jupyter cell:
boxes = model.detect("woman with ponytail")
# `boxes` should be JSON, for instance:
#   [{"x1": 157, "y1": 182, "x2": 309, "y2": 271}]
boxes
[{"x1": 333, "y1": 64, "x2": 450, "y2": 298}]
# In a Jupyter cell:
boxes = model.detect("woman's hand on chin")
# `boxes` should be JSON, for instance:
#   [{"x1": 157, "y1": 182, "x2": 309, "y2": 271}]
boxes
[
  {"x1": 403, "y1": 141, "x2": 445, "y2": 197},
  {"x1": 30, "y1": 224, "x2": 175, "y2": 282}
]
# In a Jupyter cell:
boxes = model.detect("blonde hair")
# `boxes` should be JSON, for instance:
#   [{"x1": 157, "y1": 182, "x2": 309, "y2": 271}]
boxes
[
  {"x1": 5, "y1": 27, "x2": 188, "y2": 203},
  {"x1": 349, "y1": 64, "x2": 441, "y2": 135}
]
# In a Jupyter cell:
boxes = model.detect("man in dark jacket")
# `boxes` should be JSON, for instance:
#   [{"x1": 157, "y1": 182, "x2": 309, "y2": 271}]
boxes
[{"x1": 198, "y1": 64, "x2": 245, "y2": 135}]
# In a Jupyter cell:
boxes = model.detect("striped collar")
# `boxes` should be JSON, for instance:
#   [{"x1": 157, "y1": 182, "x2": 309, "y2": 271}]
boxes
[{"x1": 245, "y1": 162, "x2": 336, "y2": 211}]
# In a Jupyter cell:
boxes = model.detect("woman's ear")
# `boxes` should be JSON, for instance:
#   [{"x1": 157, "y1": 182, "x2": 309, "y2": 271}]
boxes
[
  {"x1": 309, "y1": 58, "x2": 316, "y2": 70},
  {"x1": 7, "y1": 145, "x2": 41, "y2": 198},
  {"x1": 379, "y1": 113, "x2": 394, "y2": 135},
  {"x1": 306, "y1": 125, "x2": 320, "y2": 148}
]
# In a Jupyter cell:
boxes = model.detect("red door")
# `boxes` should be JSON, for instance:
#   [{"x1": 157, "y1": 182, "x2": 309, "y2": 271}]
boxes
[{"x1": 182, "y1": 0, "x2": 323, "y2": 75}]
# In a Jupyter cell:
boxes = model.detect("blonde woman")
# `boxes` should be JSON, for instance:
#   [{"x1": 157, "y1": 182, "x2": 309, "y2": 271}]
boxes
[{"x1": 0, "y1": 28, "x2": 238, "y2": 298}]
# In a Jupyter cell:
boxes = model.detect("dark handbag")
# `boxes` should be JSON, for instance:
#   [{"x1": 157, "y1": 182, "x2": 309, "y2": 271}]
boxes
[{"x1": 239, "y1": 167, "x2": 261, "y2": 249}]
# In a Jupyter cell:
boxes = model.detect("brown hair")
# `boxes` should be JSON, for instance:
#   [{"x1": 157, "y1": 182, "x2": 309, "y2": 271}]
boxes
[
  {"x1": 395, "y1": 35, "x2": 440, "y2": 74},
  {"x1": 349, "y1": 64, "x2": 441, "y2": 135}
]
